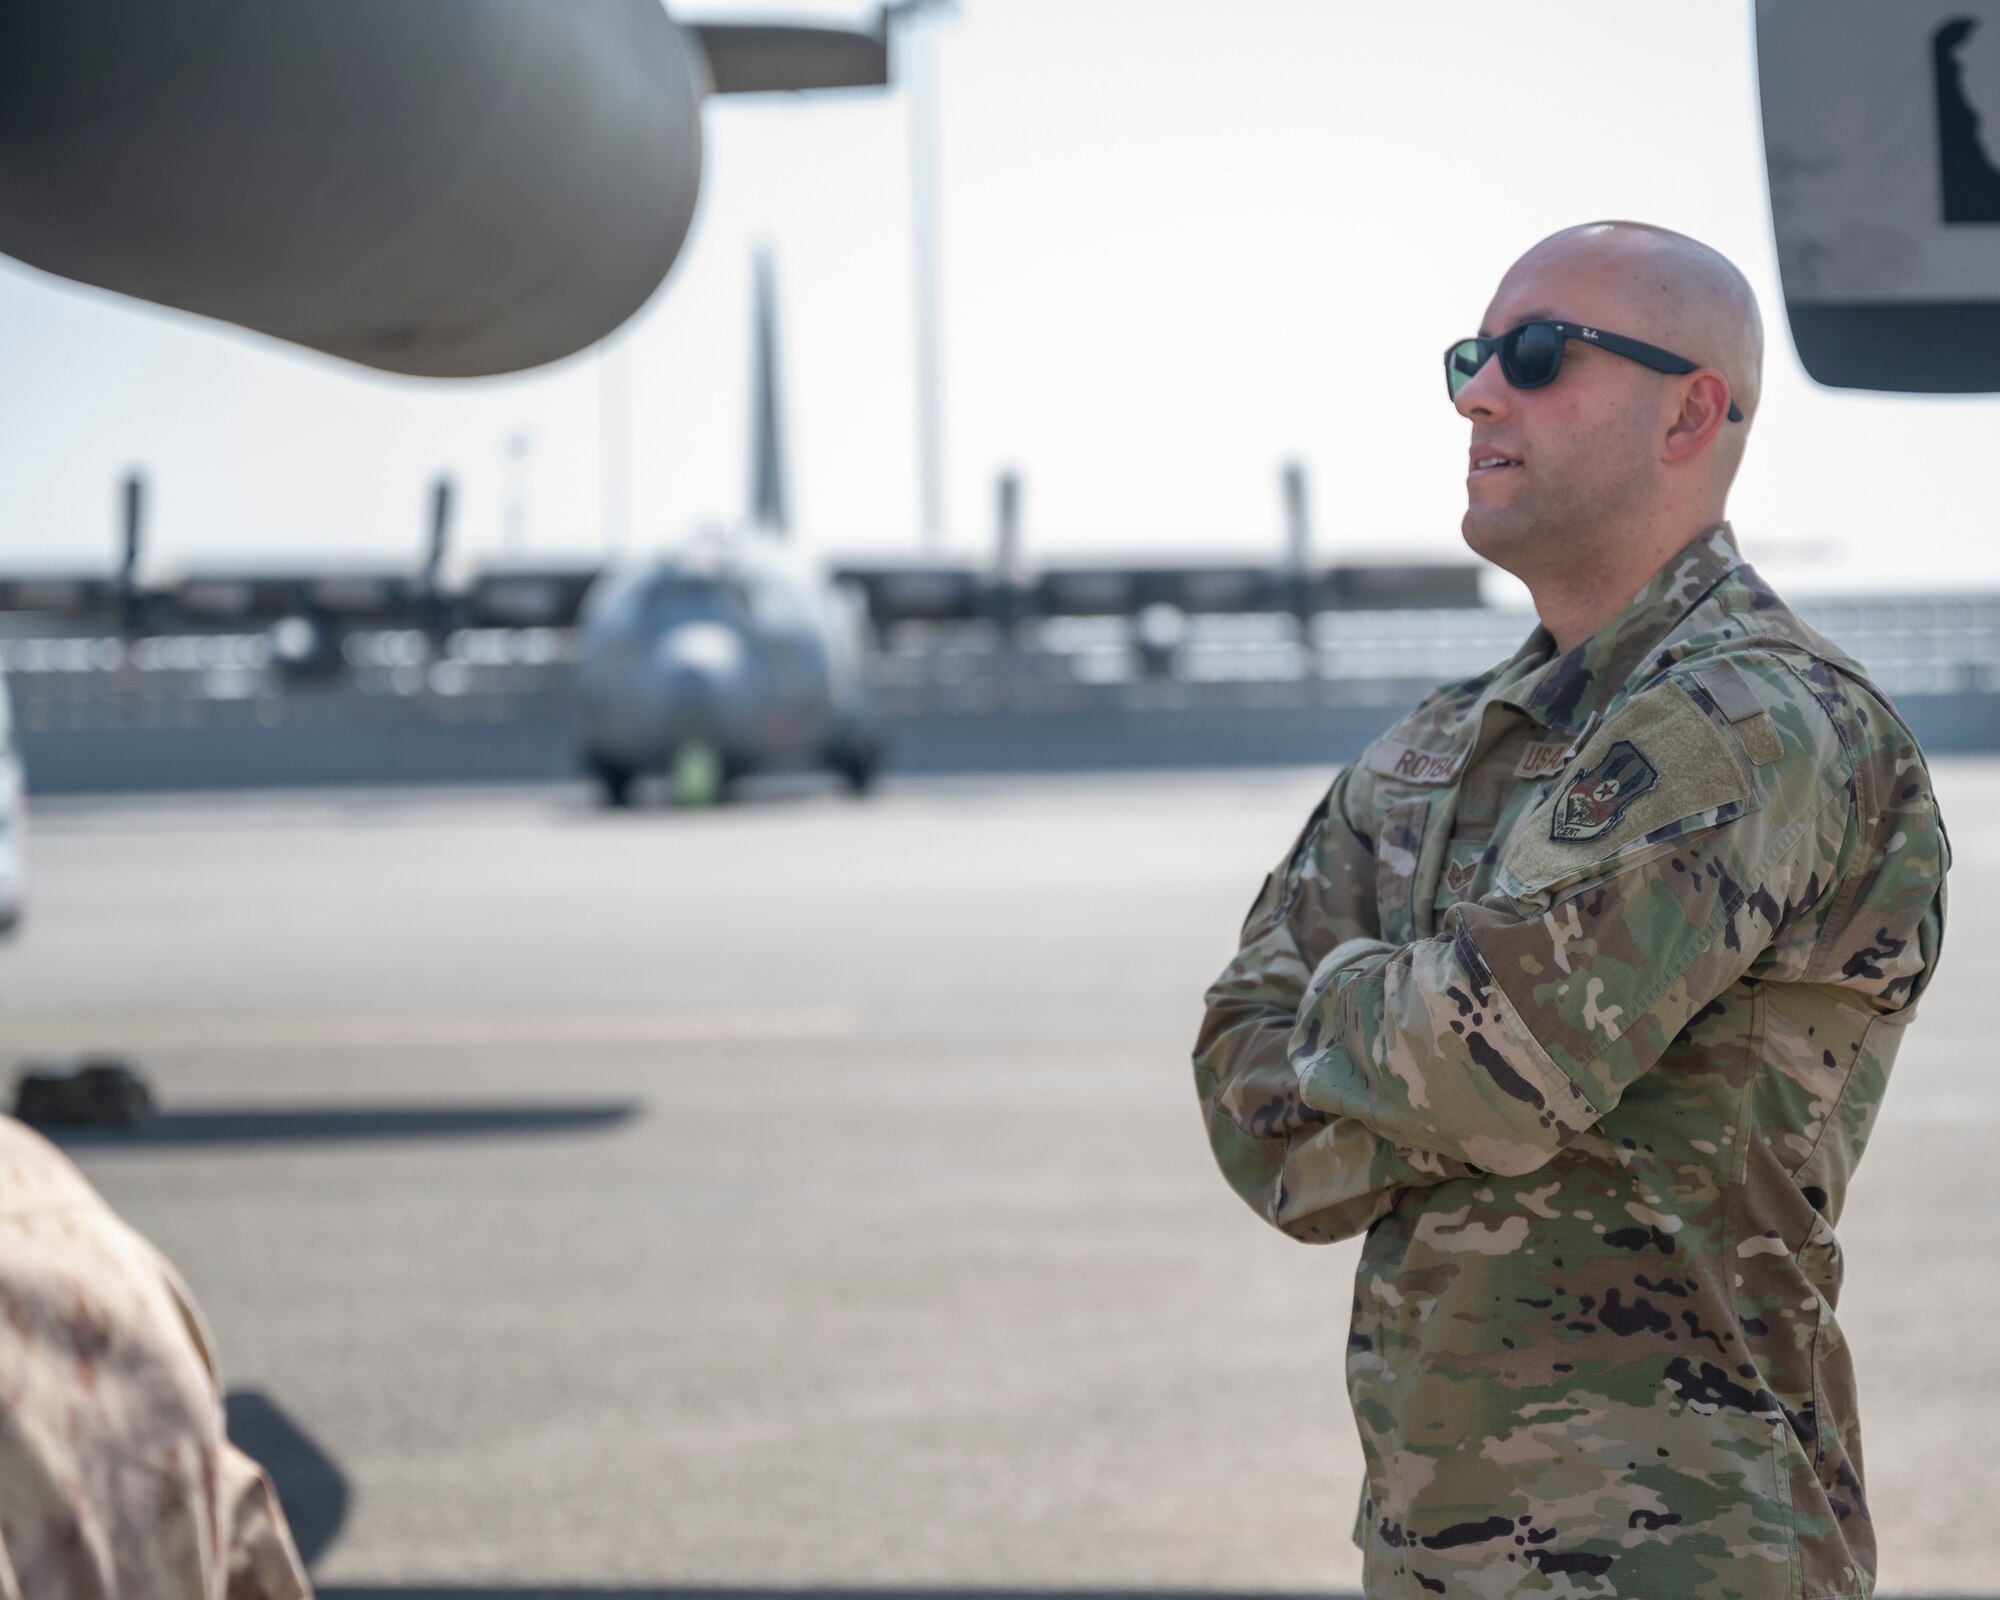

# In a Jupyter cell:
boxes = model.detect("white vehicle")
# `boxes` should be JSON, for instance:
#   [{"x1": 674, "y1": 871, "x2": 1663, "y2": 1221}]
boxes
[{"x1": 0, "y1": 666, "x2": 25, "y2": 935}]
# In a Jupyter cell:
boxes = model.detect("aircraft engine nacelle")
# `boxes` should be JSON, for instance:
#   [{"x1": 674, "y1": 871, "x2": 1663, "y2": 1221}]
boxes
[{"x1": 0, "y1": 1, "x2": 886, "y2": 378}]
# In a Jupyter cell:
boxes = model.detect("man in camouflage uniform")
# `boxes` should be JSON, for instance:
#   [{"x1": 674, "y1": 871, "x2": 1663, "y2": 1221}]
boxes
[
  {"x1": 1193, "y1": 222, "x2": 1948, "y2": 1599},
  {"x1": 0, "y1": 1113, "x2": 312, "y2": 1597}
]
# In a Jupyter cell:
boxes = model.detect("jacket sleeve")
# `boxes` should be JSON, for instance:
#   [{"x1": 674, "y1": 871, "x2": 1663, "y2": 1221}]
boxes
[
  {"x1": 1193, "y1": 764, "x2": 1478, "y2": 1242},
  {"x1": 1284, "y1": 663, "x2": 1916, "y2": 1177},
  {"x1": 141, "y1": 1235, "x2": 314, "y2": 1599}
]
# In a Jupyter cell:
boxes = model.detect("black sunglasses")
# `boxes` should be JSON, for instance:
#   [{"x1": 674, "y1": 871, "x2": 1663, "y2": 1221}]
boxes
[{"x1": 1444, "y1": 320, "x2": 1742, "y2": 422}]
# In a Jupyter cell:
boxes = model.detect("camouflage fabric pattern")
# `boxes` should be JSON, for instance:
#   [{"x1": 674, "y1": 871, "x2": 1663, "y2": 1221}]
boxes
[
  {"x1": 0, "y1": 1114, "x2": 311, "y2": 1599},
  {"x1": 1193, "y1": 525, "x2": 1948, "y2": 1599}
]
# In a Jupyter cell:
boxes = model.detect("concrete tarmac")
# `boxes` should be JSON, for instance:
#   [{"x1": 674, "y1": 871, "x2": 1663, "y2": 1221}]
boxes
[{"x1": 1, "y1": 768, "x2": 1993, "y2": 1595}]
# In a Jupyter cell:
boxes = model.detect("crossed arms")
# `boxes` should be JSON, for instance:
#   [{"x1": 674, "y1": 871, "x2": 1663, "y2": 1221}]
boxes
[{"x1": 1192, "y1": 676, "x2": 1866, "y2": 1242}]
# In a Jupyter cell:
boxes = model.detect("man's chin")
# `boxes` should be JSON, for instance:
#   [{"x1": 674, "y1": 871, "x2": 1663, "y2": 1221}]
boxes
[{"x1": 1460, "y1": 505, "x2": 1530, "y2": 567}]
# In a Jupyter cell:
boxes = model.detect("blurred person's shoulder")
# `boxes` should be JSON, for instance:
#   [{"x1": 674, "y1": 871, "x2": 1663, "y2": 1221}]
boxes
[
  {"x1": 0, "y1": 1108, "x2": 116, "y2": 1222},
  {"x1": 0, "y1": 1114, "x2": 312, "y2": 1599}
]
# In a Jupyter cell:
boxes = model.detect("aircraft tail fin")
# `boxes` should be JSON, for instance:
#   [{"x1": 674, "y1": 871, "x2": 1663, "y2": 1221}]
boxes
[{"x1": 749, "y1": 247, "x2": 789, "y2": 536}]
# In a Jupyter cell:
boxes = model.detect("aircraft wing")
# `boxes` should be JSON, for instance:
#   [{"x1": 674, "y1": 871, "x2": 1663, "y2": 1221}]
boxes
[
  {"x1": 1, "y1": 557, "x2": 1483, "y2": 639},
  {"x1": 689, "y1": 19, "x2": 891, "y2": 94}
]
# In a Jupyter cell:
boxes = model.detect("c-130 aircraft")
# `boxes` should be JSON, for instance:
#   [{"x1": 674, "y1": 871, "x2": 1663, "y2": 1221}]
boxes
[
  {"x1": 576, "y1": 532, "x2": 882, "y2": 808},
  {"x1": 573, "y1": 252, "x2": 884, "y2": 808}
]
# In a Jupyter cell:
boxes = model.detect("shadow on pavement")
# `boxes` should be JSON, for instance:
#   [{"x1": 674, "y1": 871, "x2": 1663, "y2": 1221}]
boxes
[
  {"x1": 48, "y1": 1101, "x2": 640, "y2": 1146},
  {"x1": 226, "y1": 1389, "x2": 350, "y2": 1569}
]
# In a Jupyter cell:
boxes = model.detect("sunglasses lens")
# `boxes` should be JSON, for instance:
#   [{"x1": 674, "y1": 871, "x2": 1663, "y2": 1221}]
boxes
[
  {"x1": 1446, "y1": 339, "x2": 1485, "y2": 399},
  {"x1": 1503, "y1": 322, "x2": 1562, "y2": 388}
]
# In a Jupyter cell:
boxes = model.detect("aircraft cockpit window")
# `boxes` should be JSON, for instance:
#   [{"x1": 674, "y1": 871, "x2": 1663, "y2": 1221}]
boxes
[
  {"x1": 741, "y1": 573, "x2": 812, "y2": 629},
  {"x1": 639, "y1": 574, "x2": 749, "y2": 626}
]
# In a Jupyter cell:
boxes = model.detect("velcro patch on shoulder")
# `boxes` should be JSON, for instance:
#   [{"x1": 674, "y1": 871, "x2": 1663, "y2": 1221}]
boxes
[
  {"x1": 1499, "y1": 680, "x2": 1754, "y2": 896},
  {"x1": 1690, "y1": 658, "x2": 1764, "y2": 722},
  {"x1": 1689, "y1": 659, "x2": 1783, "y2": 766},
  {"x1": 1363, "y1": 738, "x2": 1466, "y2": 786}
]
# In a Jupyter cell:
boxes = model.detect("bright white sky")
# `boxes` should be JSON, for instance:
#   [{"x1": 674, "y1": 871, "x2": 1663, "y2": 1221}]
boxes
[{"x1": 0, "y1": 0, "x2": 1991, "y2": 595}]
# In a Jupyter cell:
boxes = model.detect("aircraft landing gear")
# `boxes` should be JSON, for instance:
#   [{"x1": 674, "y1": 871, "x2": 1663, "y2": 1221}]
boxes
[
  {"x1": 590, "y1": 756, "x2": 636, "y2": 808},
  {"x1": 668, "y1": 737, "x2": 725, "y2": 807},
  {"x1": 831, "y1": 736, "x2": 880, "y2": 795}
]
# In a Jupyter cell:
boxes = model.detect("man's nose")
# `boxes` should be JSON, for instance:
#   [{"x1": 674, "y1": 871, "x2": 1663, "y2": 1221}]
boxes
[{"x1": 1453, "y1": 351, "x2": 1510, "y2": 422}]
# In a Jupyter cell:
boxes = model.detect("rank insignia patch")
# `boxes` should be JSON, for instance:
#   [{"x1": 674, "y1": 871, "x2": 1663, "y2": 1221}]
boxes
[{"x1": 1549, "y1": 740, "x2": 1658, "y2": 842}]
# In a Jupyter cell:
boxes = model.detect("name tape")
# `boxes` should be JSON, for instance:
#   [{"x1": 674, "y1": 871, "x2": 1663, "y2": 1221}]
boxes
[{"x1": 1366, "y1": 739, "x2": 1466, "y2": 785}]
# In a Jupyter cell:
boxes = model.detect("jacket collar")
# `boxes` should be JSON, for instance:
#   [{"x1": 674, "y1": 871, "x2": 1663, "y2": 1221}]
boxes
[{"x1": 1510, "y1": 522, "x2": 1743, "y2": 735}]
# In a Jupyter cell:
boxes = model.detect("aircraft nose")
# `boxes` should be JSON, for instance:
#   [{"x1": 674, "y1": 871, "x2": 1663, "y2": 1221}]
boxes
[
  {"x1": 654, "y1": 621, "x2": 744, "y2": 688},
  {"x1": 649, "y1": 621, "x2": 746, "y2": 721}
]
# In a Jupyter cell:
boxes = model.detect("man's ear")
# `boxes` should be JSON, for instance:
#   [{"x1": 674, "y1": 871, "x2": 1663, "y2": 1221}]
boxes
[{"x1": 1662, "y1": 370, "x2": 1733, "y2": 464}]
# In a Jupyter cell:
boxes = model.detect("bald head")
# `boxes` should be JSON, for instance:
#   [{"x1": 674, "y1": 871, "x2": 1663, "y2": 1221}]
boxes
[
  {"x1": 1503, "y1": 220, "x2": 1764, "y2": 434},
  {"x1": 1456, "y1": 223, "x2": 1766, "y2": 647}
]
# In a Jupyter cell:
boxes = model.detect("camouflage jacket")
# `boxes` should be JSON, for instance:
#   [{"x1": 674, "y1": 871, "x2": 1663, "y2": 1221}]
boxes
[
  {"x1": 1193, "y1": 525, "x2": 1948, "y2": 1599},
  {"x1": 0, "y1": 1115, "x2": 311, "y2": 1599}
]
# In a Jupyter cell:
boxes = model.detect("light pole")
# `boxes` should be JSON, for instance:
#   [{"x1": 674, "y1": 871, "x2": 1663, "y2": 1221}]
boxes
[
  {"x1": 598, "y1": 339, "x2": 631, "y2": 552},
  {"x1": 889, "y1": 0, "x2": 957, "y2": 553},
  {"x1": 503, "y1": 428, "x2": 534, "y2": 557}
]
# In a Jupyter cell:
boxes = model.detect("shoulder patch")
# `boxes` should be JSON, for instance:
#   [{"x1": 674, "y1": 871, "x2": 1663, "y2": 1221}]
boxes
[
  {"x1": 1550, "y1": 742, "x2": 1658, "y2": 841},
  {"x1": 1498, "y1": 680, "x2": 1758, "y2": 898}
]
